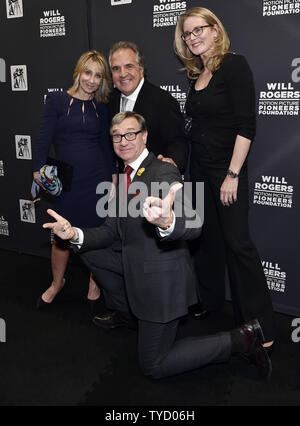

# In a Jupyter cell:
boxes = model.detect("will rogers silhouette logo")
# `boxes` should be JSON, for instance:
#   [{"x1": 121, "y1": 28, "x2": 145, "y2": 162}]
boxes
[
  {"x1": 6, "y1": 0, "x2": 23, "y2": 18},
  {"x1": 10, "y1": 65, "x2": 28, "y2": 91}
]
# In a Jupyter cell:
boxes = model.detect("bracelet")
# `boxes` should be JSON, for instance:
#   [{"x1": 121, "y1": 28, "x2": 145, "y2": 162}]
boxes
[
  {"x1": 227, "y1": 168, "x2": 239, "y2": 179},
  {"x1": 70, "y1": 228, "x2": 79, "y2": 243}
]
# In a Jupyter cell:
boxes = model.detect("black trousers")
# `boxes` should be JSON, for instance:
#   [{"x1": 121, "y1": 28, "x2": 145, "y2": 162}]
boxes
[
  {"x1": 81, "y1": 247, "x2": 232, "y2": 378},
  {"x1": 190, "y1": 163, "x2": 275, "y2": 342}
]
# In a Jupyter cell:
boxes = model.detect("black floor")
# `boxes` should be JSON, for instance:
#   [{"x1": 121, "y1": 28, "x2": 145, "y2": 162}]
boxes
[{"x1": 1, "y1": 248, "x2": 300, "y2": 407}]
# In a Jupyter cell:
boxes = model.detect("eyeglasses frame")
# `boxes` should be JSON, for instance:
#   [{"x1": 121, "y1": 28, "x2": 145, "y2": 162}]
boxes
[
  {"x1": 181, "y1": 24, "x2": 213, "y2": 42},
  {"x1": 112, "y1": 129, "x2": 143, "y2": 143}
]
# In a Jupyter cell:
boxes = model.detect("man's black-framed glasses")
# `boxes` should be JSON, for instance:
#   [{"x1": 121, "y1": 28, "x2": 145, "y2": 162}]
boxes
[
  {"x1": 112, "y1": 130, "x2": 142, "y2": 143},
  {"x1": 181, "y1": 25, "x2": 213, "y2": 42}
]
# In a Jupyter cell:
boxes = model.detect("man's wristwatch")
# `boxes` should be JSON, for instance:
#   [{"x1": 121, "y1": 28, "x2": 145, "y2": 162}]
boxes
[{"x1": 227, "y1": 168, "x2": 239, "y2": 179}]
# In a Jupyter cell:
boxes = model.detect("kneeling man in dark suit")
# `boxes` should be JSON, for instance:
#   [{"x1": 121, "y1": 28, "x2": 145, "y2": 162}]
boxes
[{"x1": 43, "y1": 112, "x2": 271, "y2": 380}]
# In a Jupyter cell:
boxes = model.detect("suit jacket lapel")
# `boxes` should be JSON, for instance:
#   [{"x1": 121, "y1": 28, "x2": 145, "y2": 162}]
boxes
[
  {"x1": 110, "y1": 81, "x2": 150, "y2": 114},
  {"x1": 131, "y1": 152, "x2": 155, "y2": 186},
  {"x1": 133, "y1": 80, "x2": 149, "y2": 112},
  {"x1": 109, "y1": 89, "x2": 121, "y2": 117}
]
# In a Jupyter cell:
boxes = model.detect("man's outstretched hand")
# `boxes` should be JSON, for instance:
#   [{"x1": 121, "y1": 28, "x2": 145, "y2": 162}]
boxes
[
  {"x1": 43, "y1": 209, "x2": 77, "y2": 240},
  {"x1": 143, "y1": 182, "x2": 182, "y2": 229}
]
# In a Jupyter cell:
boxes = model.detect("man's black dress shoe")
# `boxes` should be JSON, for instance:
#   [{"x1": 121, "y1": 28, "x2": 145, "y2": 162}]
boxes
[
  {"x1": 241, "y1": 341, "x2": 275, "y2": 365},
  {"x1": 189, "y1": 302, "x2": 210, "y2": 320},
  {"x1": 235, "y1": 319, "x2": 272, "y2": 380},
  {"x1": 93, "y1": 311, "x2": 137, "y2": 330}
]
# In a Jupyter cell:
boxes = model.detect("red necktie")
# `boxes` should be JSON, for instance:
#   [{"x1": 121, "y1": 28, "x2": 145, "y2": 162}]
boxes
[{"x1": 124, "y1": 165, "x2": 133, "y2": 192}]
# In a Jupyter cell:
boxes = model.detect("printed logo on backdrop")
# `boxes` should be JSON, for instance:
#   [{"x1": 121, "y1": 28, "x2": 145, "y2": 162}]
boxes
[
  {"x1": 259, "y1": 60, "x2": 300, "y2": 116},
  {"x1": 6, "y1": 0, "x2": 23, "y2": 19},
  {"x1": 263, "y1": 0, "x2": 300, "y2": 16},
  {"x1": 0, "y1": 161, "x2": 4, "y2": 177},
  {"x1": 10, "y1": 65, "x2": 28, "y2": 91},
  {"x1": 40, "y1": 10, "x2": 66, "y2": 38},
  {"x1": 111, "y1": 0, "x2": 132, "y2": 5},
  {"x1": 20, "y1": 200, "x2": 35, "y2": 223},
  {"x1": 262, "y1": 260, "x2": 286, "y2": 294},
  {"x1": 258, "y1": 82, "x2": 299, "y2": 116},
  {"x1": 253, "y1": 175, "x2": 293, "y2": 208},
  {"x1": 0, "y1": 215, "x2": 9, "y2": 236},
  {"x1": 43, "y1": 88, "x2": 64, "y2": 103},
  {"x1": 153, "y1": 0, "x2": 186, "y2": 28},
  {"x1": 15, "y1": 135, "x2": 32, "y2": 160},
  {"x1": 161, "y1": 83, "x2": 187, "y2": 112}
]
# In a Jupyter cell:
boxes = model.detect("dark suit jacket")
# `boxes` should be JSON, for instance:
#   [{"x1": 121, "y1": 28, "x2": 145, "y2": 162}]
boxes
[
  {"x1": 108, "y1": 80, "x2": 189, "y2": 173},
  {"x1": 79, "y1": 153, "x2": 201, "y2": 323}
]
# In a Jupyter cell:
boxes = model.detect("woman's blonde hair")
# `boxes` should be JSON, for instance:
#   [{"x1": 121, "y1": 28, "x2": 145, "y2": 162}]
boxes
[
  {"x1": 174, "y1": 7, "x2": 230, "y2": 79},
  {"x1": 68, "y1": 50, "x2": 111, "y2": 103}
]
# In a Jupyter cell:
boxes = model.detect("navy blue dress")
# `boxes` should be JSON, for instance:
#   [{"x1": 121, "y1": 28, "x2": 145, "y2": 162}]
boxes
[{"x1": 33, "y1": 91, "x2": 116, "y2": 228}]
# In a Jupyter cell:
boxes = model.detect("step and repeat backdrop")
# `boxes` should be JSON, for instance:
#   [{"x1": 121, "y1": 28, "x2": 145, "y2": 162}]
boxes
[{"x1": 0, "y1": 0, "x2": 299, "y2": 315}]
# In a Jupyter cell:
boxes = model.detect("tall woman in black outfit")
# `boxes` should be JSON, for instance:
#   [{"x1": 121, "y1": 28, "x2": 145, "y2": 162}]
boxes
[{"x1": 174, "y1": 7, "x2": 274, "y2": 347}]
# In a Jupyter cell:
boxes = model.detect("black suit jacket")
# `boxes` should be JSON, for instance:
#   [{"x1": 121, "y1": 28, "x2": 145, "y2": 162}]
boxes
[
  {"x1": 108, "y1": 80, "x2": 189, "y2": 173},
  {"x1": 79, "y1": 153, "x2": 201, "y2": 323}
]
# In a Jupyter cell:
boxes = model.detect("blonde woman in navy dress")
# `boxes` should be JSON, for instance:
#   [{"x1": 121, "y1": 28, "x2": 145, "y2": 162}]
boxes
[{"x1": 33, "y1": 51, "x2": 117, "y2": 309}]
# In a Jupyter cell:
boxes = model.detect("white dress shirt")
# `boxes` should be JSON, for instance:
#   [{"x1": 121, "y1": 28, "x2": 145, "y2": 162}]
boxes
[{"x1": 119, "y1": 78, "x2": 144, "y2": 112}]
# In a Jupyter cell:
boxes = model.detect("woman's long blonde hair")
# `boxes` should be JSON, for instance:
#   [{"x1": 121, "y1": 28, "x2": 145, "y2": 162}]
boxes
[
  {"x1": 68, "y1": 50, "x2": 111, "y2": 103},
  {"x1": 174, "y1": 7, "x2": 230, "y2": 79}
]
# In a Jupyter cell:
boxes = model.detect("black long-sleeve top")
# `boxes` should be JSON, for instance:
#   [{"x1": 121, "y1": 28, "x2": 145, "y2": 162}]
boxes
[{"x1": 186, "y1": 53, "x2": 256, "y2": 165}]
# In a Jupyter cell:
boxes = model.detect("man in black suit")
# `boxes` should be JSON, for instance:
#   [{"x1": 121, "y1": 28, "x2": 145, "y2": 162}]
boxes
[
  {"x1": 108, "y1": 41, "x2": 188, "y2": 173},
  {"x1": 43, "y1": 112, "x2": 271, "y2": 380}
]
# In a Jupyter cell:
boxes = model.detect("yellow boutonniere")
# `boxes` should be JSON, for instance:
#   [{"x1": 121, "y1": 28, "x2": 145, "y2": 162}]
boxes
[{"x1": 137, "y1": 167, "x2": 145, "y2": 176}]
